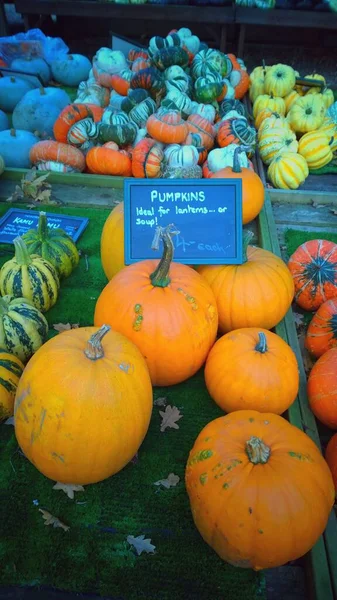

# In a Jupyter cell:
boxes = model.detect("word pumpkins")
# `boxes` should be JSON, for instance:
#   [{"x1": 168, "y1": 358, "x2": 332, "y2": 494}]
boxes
[
  {"x1": 14, "y1": 325, "x2": 152, "y2": 485},
  {"x1": 94, "y1": 225, "x2": 218, "y2": 386},
  {"x1": 185, "y1": 410, "x2": 334, "y2": 570}
]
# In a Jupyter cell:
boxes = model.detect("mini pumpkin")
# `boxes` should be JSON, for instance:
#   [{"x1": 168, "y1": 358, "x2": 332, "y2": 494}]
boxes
[
  {"x1": 308, "y1": 347, "x2": 337, "y2": 429},
  {"x1": 0, "y1": 350, "x2": 24, "y2": 421},
  {"x1": 253, "y1": 94, "x2": 286, "y2": 120},
  {"x1": 288, "y1": 239, "x2": 337, "y2": 311},
  {"x1": 305, "y1": 298, "x2": 337, "y2": 358},
  {"x1": 205, "y1": 328, "x2": 299, "y2": 415},
  {"x1": 197, "y1": 231, "x2": 294, "y2": 333},
  {"x1": 147, "y1": 108, "x2": 188, "y2": 144},
  {"x1": 264, "y1": 64, "x2": 296, "y2": 98},
  {"x1": 267, "y1": 152, "x2": 308, "y2": 190},
  {"x1": 287, "y1": 94, "x2": 326, "y2": 134},
  {"x1": 30, "y1": 140, "x2": 86, "y2": 173},
  {"x1": 185, "y1": 410, "x2": 335, "y2": 570},
  {"x1": 94, "y1": 225, "x2": 218, "y2": 386},
  {"x1": 0, "y1": 237, "x2": 59, "y2": 313},
  {"x1": 298, "y1": 131, "x2": 333, "y2": 170},
  {"x1": 258, "y1": 127, "x2": 298, "y2": 165}
]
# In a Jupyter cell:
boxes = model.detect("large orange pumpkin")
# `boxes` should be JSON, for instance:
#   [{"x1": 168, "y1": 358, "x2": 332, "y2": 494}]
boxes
[
  {"x1": 14, "y1": 325, "x2": 152, "y2": 485},
  {"x1": 211, "y1": 147, "x2": 264, "y2": 224},
  {"x1": 305, "y1": 298, "x2": 337, "y2": 358},
  {"x1": 326, "y1": 433, "x2": 337, "y2": 494},
  {"x1": 197, "y1": 231, "x2": 294, "y2": 333},
  {"x1": 205, "y1": 328, "x2": 299, "y2": 414},
  {"x1": 307, "y1": 347, "x2": 337, "y2": 429},
  {"x1": 94, "y1": 225, "x2": 218, "y2": 386},
  {"x1": 101, "y1": 201, "x2": 125, "y2": 280},
  {"x1": 288, "y1": 239, "x2": 337, "y2": 311},
  {"x1": 185, "y1": 410, "x2": 335, "y2": 570}
]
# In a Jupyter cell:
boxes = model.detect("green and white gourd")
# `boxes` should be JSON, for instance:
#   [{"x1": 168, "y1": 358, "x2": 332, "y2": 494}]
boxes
[
  {"x1": 21, "y1": 212, "x2": 79, "y2": 278},
  {"x1": 190, "y1": 102, "x2": 216, "y2": 123},
  {"x1": 0, "y1": 295, "x2": 48, "y2": 363},
  {"x1": 161, "y1": 90, "x2": 192, "y2": 119},
  {"x1": 129, "y1": 98, "x2": 157, "y2": 128},
  {"x1": 191, "y1": 49, "x2": 227, "y2": 79},
  {"x1": 164, "y1": 144, "x2": 199, "y2": 169}
]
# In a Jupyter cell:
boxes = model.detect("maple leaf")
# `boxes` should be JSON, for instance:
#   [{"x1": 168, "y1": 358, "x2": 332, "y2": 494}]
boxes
[
  {"x1": 127, "y1": 534, "x2": 155, "y2": 556},
  {"x1": 4, "y1": 416, "x2": 15, "y2": 425},
  {"x1": 53, "y1": 322, "x2": 79, "y2": 333},
  {"x1": 154, "y1": 473, "x2": 180, "y2": 489},
  {"x1": 154, "y1": 396, "x2": 167, "y2": 407},
  {"x1": 159, "y1": 405, "x2": 183, "y2": 432},
  {"x1": 39, "y1": 509, "x2": 70, "y2": 531},
  {"x1": 53, "y1": 482, "x2": 85, "y2": 500}
]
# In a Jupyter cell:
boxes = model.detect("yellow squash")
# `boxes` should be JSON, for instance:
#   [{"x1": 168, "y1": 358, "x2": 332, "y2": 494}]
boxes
[
  {"x1": 259, "y1": 128, "x2": 298, "y2": 166},
  {"x1": 287, "y1": 94, "x2": 326, "y2": 133},
  {"x1": 267, "y1": 152, "x2": 309, "y2": 190},
  {"x1": 298, "y1": 131, "x2": 333, "y2": 170}
]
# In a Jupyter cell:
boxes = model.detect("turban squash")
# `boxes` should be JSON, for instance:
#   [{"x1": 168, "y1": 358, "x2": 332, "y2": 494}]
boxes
[
  {"x1": 14, "y1": 325, "x2": 153, "y2": 484},
  {"x1": 197, "y1": 231, "x2": 294, "y2": 333},
  {"x1": 30, "y1": 140, "x2": 86, "y2": 173},
  {"x1": 185, "y1": 410, "x2": 334, "y2": 570},
  {"x1": 86, "y1": 144, "x2": 132, "y2": 176},
  {"x1": 147, "y1": 108, "x2": 188, "y2": 144},
  {"x1": 132, "y1": 138, "x2": 164, "y2": 178},
  {"x1": 94, "y1": 224, "x2": 218, "y2": 386}
]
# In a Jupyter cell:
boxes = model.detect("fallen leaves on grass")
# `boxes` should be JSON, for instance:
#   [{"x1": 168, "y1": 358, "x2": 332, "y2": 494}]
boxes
[
  {"x1": 53, "y1": 482, "x2": 85, "y2": 500},
  {"x1": 154, "y1": 473, "x2": 180, "y2": 489},
  {"x1": 154, "y1": 396, "x2": 167, "y2": 407},
  {"x1": 53, "y1": 322, "x2": 79, "y2": 333},
  {"x1": 159, "y1": 405, "x2": 183, "y2": 432},
  {"x1": 39, "y1": 509, "x2": 70, "y2": 531},
  {"x1": 127, "y1": 534, "x2": 156, "y2": 556}
]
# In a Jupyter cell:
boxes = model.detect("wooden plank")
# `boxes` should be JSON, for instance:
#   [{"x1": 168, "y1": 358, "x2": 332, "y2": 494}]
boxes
[
  {"x1": 14, "y1": 1, "x2": 235, "y2": 24},
  {"x1": 270, "y1": 189, "x2": 337, "y2": 206},
  {"x1": 1, "y1": 168, "x2": 125, "y2": 190},
  {"x1": 258, "y1": 192, "x2": 337, "y2": 600},
  {"x1": 235, "y1": 6, "x2": 337, "y2": 30}
]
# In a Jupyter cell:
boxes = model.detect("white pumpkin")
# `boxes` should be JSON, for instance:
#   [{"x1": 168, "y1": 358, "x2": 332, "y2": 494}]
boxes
[
  {"x1": 93, "y1": 48, "x2": 127, "y2": 75},
  {"x1": 190, "y1": 102, "x2": 216, "y2": 123},
  {"x1": 164, "y1": 144, "x2": 199, "y2": 169},
  {"x1": 208, "y1": 143, "x2": 249, "y2": 173}
]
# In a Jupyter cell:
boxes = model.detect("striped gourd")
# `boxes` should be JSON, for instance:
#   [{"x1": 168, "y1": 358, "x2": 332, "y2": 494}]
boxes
[
  {"x1": 267, "y1": 152, "x2": 308, "y2": 190},
  {"x1": 258, "y1": 115, "x2": 290, "y2": 141},
  {"x1": 258, "y1": 127, "x2": 298, "y2": 165},
  {"x1": 298, "y1": 131, "x2": 333, "y2": 170},
  {"x1": 0, "y1": 295, "x2": 48, "y2": 363},
  {"x1": 129, "y1": 97, "x2": 156, "y2": 128},
  {"x1": 22, "y1": 212, "x2": 79, "y2": 278},
  {"x1": 0, "y1": 349, "x2": 24, "y2": 421},
  {"x1": 0, "y1": 237, "x2": 60, "y2": 313}
]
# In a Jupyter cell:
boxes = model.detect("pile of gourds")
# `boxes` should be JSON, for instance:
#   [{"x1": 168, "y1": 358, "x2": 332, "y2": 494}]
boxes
[
  {"x1": 15, "y1": 28, "x2": 259, "y2": 178},
  {"x1": 4, "y1": 203, "x2": 336, "y2": 573},
  {"x1": 250, "y1": 62, "x2": 337, "y2": 189}
]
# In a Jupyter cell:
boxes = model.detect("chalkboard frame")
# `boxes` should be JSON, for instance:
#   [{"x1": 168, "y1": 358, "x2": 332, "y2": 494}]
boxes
[
  {"x1": 0, "y1": 208, "x2": 89, "y2": 244},
  {"x1": 124, "y1": 178, "x2": 243, "y2": 265}
]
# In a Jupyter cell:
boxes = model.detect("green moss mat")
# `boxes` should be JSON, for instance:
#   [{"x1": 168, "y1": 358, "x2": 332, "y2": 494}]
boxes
[{"x1": 0, "y1": 203, "x2": 265, "y2": 599}]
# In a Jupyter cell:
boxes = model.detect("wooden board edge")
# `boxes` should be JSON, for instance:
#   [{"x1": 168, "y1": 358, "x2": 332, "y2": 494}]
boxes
[
  {"x1": 1, "y1": 169, "x2": 125, "y2": 190},
  {"x1": 257, "y1": 192, "x2": 336, "y2": 600}
]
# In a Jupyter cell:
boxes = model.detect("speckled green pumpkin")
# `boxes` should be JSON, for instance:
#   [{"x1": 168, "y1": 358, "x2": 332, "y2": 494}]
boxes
[
  {"x1": 0, "y1": 295, "x2": 48, "y2": 363},
  {"x1": 21, "y1": 212, "x2": 79, "y2": 278},
  {"x1": 0, "y1": 237, "x2": 60, "y2": 313},
  {"x1": 194, "y1": 75, "x2": 223, "y2": 104}
]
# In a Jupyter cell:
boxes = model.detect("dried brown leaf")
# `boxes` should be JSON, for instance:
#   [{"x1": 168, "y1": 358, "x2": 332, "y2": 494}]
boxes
[
  {"x1": 53, "y1": 322, "x2": 79, "y2": 333},
  {"x1": 127, "y1": 534, "x2": 155, "y2": 556},
  {"x1": 154, "y1": 397, "x2": 167, "y2": 407},
  {"x1": 39, "y1": 509, "x2": 70, "y2": 532},
  {"x1": 53, "y1": 482, "x2": 85, "y2": 500},
  {"x1": 154, "y1": 473, "x2": 180, "y2": 489},
  {"x1": 159, "y1": 405, "x2": 183, "y2": 432}
]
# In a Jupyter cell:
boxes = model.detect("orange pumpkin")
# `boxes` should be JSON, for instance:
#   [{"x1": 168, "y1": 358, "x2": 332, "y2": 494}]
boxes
[
  {"x1": 53, "y1": 104, "x2": 94, "y2": 143},
  {"x1": 197, "y1": 231, "x2": 294, "y2": 333},
  {"x1": 86, "y1": 144, "x2": 132, "y2": 176},
  {"x1": 14, "y1": 325, "x2": 153, "y2": 485},
  {"x1": 101, "y1": 202, "x2": 125, "y2": 280},
  {"x1": 132, "y1": 138, "x2": 164, "y2": 178},
  {"x1": 147, "y1": 108, "x2": 188, "y2": 144},
  {"x1": 30, "y1": 140, "x2": 86, "y2": 173},
  {"x1": 308, "y1": 347, "x2": 337, "y2": 429},
  {"x1": 211, "y1": 147, "x2": 264, "y2": 224},
  {"x1": 305, "y1": 298, "x2": 337, "y2": 358},
  {"x1": 233, "y1": 69, "x2": 250, "y2": 100},
  {"x1": 185, "y1": 410, "x2": 335, "y2": 570},
  {"x1": 288, "y1": 239, "x2": 337, "y2": 311},
  {"x1": 326, "y1": 433, "x2": 337, "y2": 494},
  {"x1": 205, "y1": 328, "x2": 299, "y2": 414},
  {"x1": 187, "y1": 115, "x2": 215, "y2": 150},
  {"x1": 94, "y1": 225, "x2": 218, "y2": 386}
]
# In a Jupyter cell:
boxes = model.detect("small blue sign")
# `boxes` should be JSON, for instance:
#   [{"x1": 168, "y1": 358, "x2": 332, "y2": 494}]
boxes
[
  {"x1": 124, "y1": 179, "x2": 242, "y2": 265},
  {"x1": 0, "y1": 208, "x2": 89, "y2": 244}
]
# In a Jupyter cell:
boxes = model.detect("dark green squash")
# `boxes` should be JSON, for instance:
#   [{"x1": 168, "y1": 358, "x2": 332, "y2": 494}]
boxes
[
  {"x1": 194, "y1": 75, "x2": 223, "y2": 104},
  {"x1": 121, "y1": 88, "x2": 149, "y2": 114},
  {"x1": 97, "y1": 121, "x2": 138, "y2": 146},
  {"x1": 151, "y1": 47, "x2": 189, "y2": 71}
]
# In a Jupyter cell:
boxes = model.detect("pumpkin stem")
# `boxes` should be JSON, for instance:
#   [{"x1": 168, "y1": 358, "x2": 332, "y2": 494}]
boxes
[
  {"x1": 84, "y1": 324, "x2": 111, "y2": 360},
  {"x1": 39, "y1": 87, "x2": 46, "y2": 96},
  {"x1": 329, "y1": 136, "x2": 334, "y2": 146},
  {"x1": 13, "y1": 237, "x2": 32, "y2": 266},
  {"x1": 255, "y1": 332, "x2": 267, "y2": 353},
  {"x1": 150, "y1": 224, "x2": 179, "y2": 288},
  {"x1": 37, "y1": 212, "x2": 49, "y2": 239},
  {"x1": 10, "y1": 129, "x2": 16, "y2": 137},
  {"x1": 232, "y1": 145, "x2": 251, "y2": 173},
  {"x1": 246, "y1": 436, "x2": 271, "y2": 464},
  {"x1": 262, "y1": 59, "x2": 266, "y2": 77},
  {"x1": 10, "y1": 76, "x2": 16, "y2": 83},
  {"x1": 242, "y1": 230, "x2": 254, "y2": 263}
]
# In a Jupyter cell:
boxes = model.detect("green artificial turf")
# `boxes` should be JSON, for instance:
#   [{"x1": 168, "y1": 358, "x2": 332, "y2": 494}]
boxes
[{"x1": 0, "y1": 203, "x2": 266, "y2": 599}]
